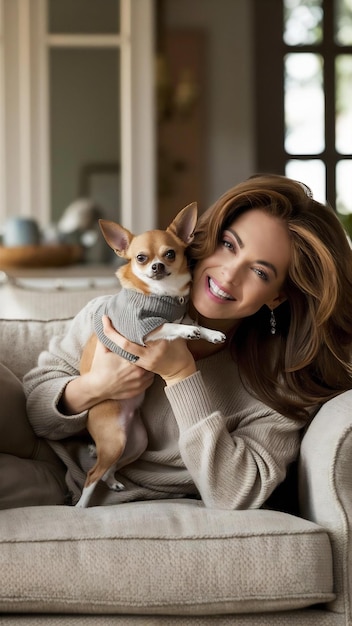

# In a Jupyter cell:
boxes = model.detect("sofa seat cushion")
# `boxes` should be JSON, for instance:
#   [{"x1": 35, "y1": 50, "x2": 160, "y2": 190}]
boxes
[{"x1": 0, "y1": 499, "x2": 334, "y2": 616}]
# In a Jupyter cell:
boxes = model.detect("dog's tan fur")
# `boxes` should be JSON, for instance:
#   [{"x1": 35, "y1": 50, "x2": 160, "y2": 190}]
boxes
[
  {"x1": 76, "y1": 203, "x2": 225, "y2": 507},
  {"x1": 80, "y1": 336, "x2": 145, "y2": 494}
]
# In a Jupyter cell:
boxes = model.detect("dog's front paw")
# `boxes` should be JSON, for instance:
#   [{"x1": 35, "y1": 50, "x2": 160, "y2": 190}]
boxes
[
  {"x1": 187, "y1": 327, "x2": 201, "y2": 340},
  {"x1": 200, "y1": 329, "x2": 226, "y2": 343},
  {"x1": 209, "y1": 330, "x2": 226, "y2": 344}
]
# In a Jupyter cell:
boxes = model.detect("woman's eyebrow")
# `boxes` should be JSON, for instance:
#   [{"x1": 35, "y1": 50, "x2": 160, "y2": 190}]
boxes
[
  {"x1": 227, "y1": 227, "x2": 278, "y2": 278},
  {"x1": 228, "y1": 228, "x2": 244, "y2": 248}
]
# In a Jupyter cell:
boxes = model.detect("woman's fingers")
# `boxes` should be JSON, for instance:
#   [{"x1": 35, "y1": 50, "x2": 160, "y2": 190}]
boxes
[
  {"x1": 101, "y1": 315, "x2": 196, "y2": 384},
  {"x1": 102, "y1": 314, "x2": 145, "y2": 358}
]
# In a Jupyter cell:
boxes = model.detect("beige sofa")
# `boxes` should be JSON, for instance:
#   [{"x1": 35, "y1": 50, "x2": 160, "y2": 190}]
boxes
[{"x1": 0, "y1": 276, "x2": 351, "y2": 625}]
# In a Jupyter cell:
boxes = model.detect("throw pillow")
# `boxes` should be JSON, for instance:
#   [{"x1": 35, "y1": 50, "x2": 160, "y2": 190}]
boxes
[
  {"x1": 0, "y1": 361, "x2": 38, "y2": 458},
  {"x1": 0, "y1": 362, "x2": 67, "y2": 508}
]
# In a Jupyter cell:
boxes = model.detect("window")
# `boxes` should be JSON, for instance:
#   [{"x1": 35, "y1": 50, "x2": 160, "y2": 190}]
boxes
[
  {"x1": 0, "y1": 0, "x2": 155, "y2": 234},
  {"x1": 254, "y1": 0, "x2": 352, "y2": 216}
]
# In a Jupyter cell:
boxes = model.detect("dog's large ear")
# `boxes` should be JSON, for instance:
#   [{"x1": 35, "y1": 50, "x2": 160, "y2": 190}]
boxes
[
  {"x1": 99, "y1": 219, "x2": 134, "y2": 258},
  {"x1": 167, "y1": 202, "x2": 198, "y2": 245}
]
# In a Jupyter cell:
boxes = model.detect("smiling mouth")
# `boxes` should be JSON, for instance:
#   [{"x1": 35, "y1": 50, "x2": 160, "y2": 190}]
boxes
[{"x1": 208, "y1": 278, "x2": 234, "y2": 301}]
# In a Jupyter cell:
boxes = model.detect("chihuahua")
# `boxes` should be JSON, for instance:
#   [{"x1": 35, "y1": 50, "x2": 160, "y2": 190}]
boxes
[{"x1": 76, "y1": 202, "x2": 225, "y2": 507}]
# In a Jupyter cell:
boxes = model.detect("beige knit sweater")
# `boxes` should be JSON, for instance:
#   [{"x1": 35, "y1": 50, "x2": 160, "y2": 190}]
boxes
[{"x1": 23, "y1": 296, "x2": 303, "y2": 508}]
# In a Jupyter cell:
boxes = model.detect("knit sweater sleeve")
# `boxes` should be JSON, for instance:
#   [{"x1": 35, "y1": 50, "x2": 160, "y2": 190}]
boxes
[
  {"x1": 164, "y1": 370, "x2": 303, "y2": 510},
  {"x1": 23, "y1": 296, "x2": 111, "y2": 440}
]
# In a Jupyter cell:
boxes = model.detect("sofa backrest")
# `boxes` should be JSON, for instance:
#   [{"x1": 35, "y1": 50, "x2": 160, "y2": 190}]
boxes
[
  {"x1": 0, "y1": 275, "x2": 120, "y2": 379},
  {"x1": 0, "y1": 317, "x2": 73, "y2": 379},
  {"x1": 0, "y1": 272, "x2": 119, "y2": 320}
]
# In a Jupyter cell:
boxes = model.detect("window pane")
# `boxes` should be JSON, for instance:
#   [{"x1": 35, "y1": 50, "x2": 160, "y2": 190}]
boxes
[
  {"x1": 335, "y1": 0, "x2": 352, "y2": 45},
  {"x1": 284, "y1": 53, "x2": 324, "y2": 155},
  {"x1": 336, "y1": 55, "x2": 352, "y2": 154},
  {"x1": 283, "y1": 0, "x2": 323, "y2": 45},
  {"x1": 50, "y1": 49, "x2": 120, "y2": 222},
  {"x1": 49, "y1": 0, "x2": 120, "y2": 34},
  {"x1": 285, "y1": 159, "x2": 326, "y2": 203},
  {"x1": 336, "y1": 161, "x2": 352, "y2": 213}
]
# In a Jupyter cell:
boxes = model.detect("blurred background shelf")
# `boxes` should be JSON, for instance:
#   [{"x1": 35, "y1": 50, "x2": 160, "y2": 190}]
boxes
[{"x1": 0, "y1": 243, "x2": 84, "y2": 269}]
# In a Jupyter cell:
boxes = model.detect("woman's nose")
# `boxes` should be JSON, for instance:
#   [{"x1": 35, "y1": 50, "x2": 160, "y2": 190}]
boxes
[{"x1": 221, "y1": 261, "x2": 241, "y2": 285}]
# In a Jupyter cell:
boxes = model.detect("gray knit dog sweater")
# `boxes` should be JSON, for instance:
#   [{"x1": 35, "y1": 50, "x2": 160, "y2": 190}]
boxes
[{"x1": 94, "y1": 289, "x2": 189, "y2": 360}]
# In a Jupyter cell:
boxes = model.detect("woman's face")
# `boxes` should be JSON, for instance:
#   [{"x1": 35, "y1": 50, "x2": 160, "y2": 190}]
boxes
[{"x1": 191, "y1": 208, "x2": 291, "y2": 330}]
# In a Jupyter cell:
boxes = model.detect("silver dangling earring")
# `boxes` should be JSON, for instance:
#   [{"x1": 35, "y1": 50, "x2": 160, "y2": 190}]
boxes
[{"x1": 270, "y1": 309, "x2": 276, "y2": 335}]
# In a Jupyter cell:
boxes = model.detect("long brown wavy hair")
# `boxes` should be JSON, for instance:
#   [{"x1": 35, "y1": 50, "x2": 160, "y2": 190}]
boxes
[{"x1": 189, "y1": 174, "x2": 352, "y2": 420}]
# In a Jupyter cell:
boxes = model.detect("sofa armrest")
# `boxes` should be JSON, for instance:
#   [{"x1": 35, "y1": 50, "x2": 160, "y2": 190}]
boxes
[
  {"x1": 299, "y1": 389, "x2": 352, "y2": 524},
  {"x1": 298, "y1": 389, "x2": 352, "y2": 616}
]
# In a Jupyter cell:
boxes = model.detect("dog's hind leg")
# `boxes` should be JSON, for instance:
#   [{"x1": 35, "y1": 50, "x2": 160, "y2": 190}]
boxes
[
  {"x1": 76, "y1": 335, "x2": 146, "y2": 507},
  {"x1": 76, "y1": 399, "x2": 128, "y2": 507},
  {"x1": 76, "y1": 480, "x2": 99, "y2": 508}
]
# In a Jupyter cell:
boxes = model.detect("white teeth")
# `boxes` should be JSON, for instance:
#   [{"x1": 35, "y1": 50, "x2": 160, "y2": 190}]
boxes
[{"x1": 208, "y1": 278, "x2": 233, "y2": 300}]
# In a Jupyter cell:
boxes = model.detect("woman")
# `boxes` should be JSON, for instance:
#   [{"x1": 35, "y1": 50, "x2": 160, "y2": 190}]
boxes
[{"x1": 22, "y1": 174, "x2": 352, "y2": 508}]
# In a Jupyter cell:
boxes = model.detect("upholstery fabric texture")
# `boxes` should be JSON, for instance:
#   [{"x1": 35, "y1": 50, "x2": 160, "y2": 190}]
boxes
[
  {"x1": 0, "y1": 318, "x2": 72, "y2": 379},
  {"x1": 0, "y1": 501, "x2": 334, "y2": 615},
  {"x1": 0, "y1": 614, "x2": 344, "y2": 625}
]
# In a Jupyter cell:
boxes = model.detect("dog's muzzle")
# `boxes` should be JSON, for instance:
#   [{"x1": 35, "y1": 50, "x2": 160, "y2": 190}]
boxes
[{"x1": 150, "y1": 263, "x2": 170, "y2": 280}]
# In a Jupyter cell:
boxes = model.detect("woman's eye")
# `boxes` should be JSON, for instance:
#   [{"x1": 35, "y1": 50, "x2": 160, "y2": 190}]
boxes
[
  {"x1": 221, "y1": 239, "x2": 234, "y2": 250},
  {"x1": 253, "y1": 268, "x2": 268, "y2": 281},
  {"x1": 136, "y1": 254, "x2": 148, "y2": 264}
]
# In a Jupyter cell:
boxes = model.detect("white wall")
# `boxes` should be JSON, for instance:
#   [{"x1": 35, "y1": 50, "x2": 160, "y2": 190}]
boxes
[{"x1": 164, "y1": 0, "x2": 255, "y2": 206}]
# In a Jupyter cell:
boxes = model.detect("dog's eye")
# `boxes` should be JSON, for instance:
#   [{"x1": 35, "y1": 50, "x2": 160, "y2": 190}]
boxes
[
  {"x1": 164, "y1": 249, "x2": 176, "y2": 261},
  {"x1": 136, "y1": 254, "x2": 148, "y2": 264}
]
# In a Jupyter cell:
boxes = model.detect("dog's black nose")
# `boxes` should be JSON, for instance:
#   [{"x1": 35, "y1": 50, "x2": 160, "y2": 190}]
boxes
[{"x1": 152, "y1": 263, "x2": 165, "y2": 274}]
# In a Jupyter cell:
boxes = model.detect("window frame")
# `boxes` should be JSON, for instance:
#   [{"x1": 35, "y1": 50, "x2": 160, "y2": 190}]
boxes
[
  {"x1": 0, "y1": 0, "x2": 156, "y2": 232},
  {"x1": 254, "y1": 0, "x2": 352, "y2": 210}
]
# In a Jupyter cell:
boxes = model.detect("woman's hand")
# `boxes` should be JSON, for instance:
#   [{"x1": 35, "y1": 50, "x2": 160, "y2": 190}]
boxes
[
  {"x1": 60, "y1": 332, "x2": 154, "y2": 415},
  {"x1": 87, "y1": 338, "x2": 155, "y2": 399},
  {"x1": 102, "y1": 315, "x2": 197, "y2": 386}
]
